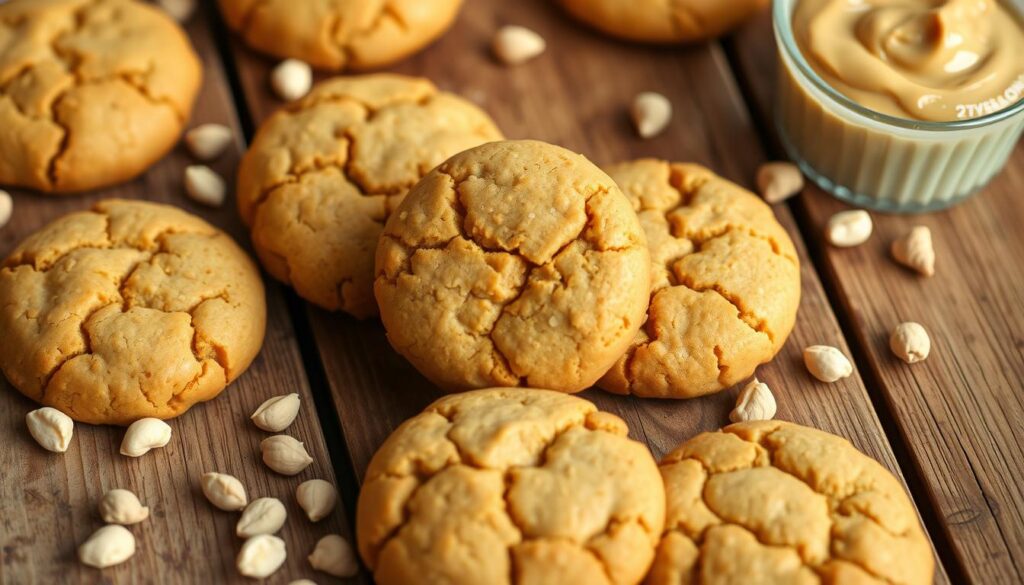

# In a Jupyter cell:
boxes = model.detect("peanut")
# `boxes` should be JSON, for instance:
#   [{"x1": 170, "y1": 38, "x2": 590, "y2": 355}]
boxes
[
  {"x1": 251, "y1": 393, "x2": 301, "y2": 433},
  {"x1": 261, "y1": 435, "x2": 314, "y2": 476},
  {"x1": 289, "y1": 580, "x2": 318, "y2": 585},
  {"x1": 0, "y1": 189, "x2": 12, "y2": 228},
  {"x1": 25, "y1": 407, "x2": 74, "y2": 453},
  {"x1": 99, "y1": 489, "x2": 150, "y2": 525},
  {"x1": 631, "y1": 92, "x2": 672, "y2": 139},
  {"x1": 237, "y1": 497, "x2": 287, "y2": 538},
  {"x1": 120, "y1": 418, "x2": 172, "y2": 457},
  {"x1": 237, "y1": 534, "x2": 287, "y2": 579},
  {"x1": 308, "y1": 534, "x2": 358, "y2": 578},
  {"x1": 826, "y1": 210, "x2": 873, "y2": 247},
  {"x1": 157, "y1": 0, "x2": 195, "y2": 22},
  {"x1": 492, "y1": 26, "x2": 546, "y2": 65},
  {"x1": 296, "y1": 479, "x2": 338, "y2": 522},
  {"x1": 271, "y1": 59, "x2": 312, "y2": 102},
  {"x1": 78, "y1": 525, "x2": 136, "y2": 569},
  {"x1": 803, "y1": 345, "x2": 854, "y2": 383},
  {"x1": 890, "y1": 322, "x2": 931, "y2": 364},
  {"x1": 202, "y1": 472, "x2": 248, "y2": 511},
  {"x1": 891, "y1": 226, "x2": 935, "y2": 277},
  {"x1": 729, "y1": 378, "x2": 776, "y2": 423},
  {"x1": 756, "y1": 162, "x2": 804, "y2": 204},
  {"x1": 184, "y1": 165, "x2": 226, "y2": 208},
  {"x1": 185, "y1": 124, "x2": 233, "y2": 161}
]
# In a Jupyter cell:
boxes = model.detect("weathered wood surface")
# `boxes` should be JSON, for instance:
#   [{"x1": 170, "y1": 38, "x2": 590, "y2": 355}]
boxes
[
  {"x1": 227, "y1": 1, "x2": 947, "y2": 583},
  {"x1": 730, "y1": 9, "x2": 1023, "y2": 584},
  {"x1": 0, "y1": 7, "x2": 360, "y2": 584}
]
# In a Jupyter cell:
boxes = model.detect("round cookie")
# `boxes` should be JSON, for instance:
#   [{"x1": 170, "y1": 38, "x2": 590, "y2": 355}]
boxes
[
  {"x1": 219, "y1": 0, "x2": 463, "y2": 71},
  {"x1": 649, "y1": 421, "x2": 934, "y2": 584},
  {"x1": 0, "y1": 0, "x2": 202, "y2": 194},
  {"x1": 0, "y1": 199, "x2": 267, "y2": 425},
  {"x1": 374, "y1": 140, "x2": 652, "y2": 393},
  {"x1": 356, "y1": 388, "x2": 666, "y2": 585},
  {"x1": 237, "y1": 74, "x2": 502, "y2": 318},
  {"x1": 558, "y1": 0, "x2": 768, "y2": 44},
  {"x1": 599, "y1": 160, "x2": 800, "y2": 399}
]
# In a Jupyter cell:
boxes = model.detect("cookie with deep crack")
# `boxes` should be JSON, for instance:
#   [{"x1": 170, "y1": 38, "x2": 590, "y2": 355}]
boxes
[
  {"x1": 0, "y1": 199, "x2": 267, "y2": 425},
  {"x1": 374, "y1": 140, "x2": 651, "y2": 393},
  {"x1": 237, "y1": 74, "x2": 502, "y2": 318},
  {"x1": 649, "y1": 420, "x2": 934, "y2": 584},
  {"x1": 557, "y1": 0, "x2": 768, "y2": 43},
  {"x1": 0, "y1": 0, "x2": 202, "y2": 194},
  {"x1": 599, "y1": 160, "x2": 800, "y2": 399},
  {"x1": 356, "y1": 388, "x2": 666, "y2": 585},
  {"x1": 219, "y1": 0, "x2": 464, "y2": 71}
]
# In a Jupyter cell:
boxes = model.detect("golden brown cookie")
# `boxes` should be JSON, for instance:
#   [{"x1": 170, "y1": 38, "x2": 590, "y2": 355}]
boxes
[
  {"x1": 600, "y1": 160, "x2": 800, "y2": 399},
  {"x1": 558, "y1": 0, "x2": 768, "y2": 43},
  {"x1": 0, "y1": 200, "x2": 266, "y2": 425},
  {"x1": 649, "y1": 421, "x2": 934, "y2": 584},
  {"x1": 0, "y1": 0, "x2": 202, "y2": 194},
  {"x1": 219, "y1": 0, "x2": 464, "y2": 71},
  {"x1": 237, "y1": 74, "x2": 502, "y2": 318},
  {"x1": 356, "y1": 388, "x2": 666, "y2": 585},
  {"x1": 374, "y1": 140, "x2": 652, "y2": 393}
]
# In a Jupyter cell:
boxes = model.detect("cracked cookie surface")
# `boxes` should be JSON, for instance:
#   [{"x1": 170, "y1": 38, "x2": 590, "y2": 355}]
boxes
[
  {"x1": 599, "y1": 159, "x2": 800, "y2": 399},
  {"x1": 649, "y1": 420, "x2": 934, "y2": 585},
  {"x1": 356, "y1": 388, "x2": 666, "y2": 585},
  {"x1": 0, "y1": 199, "x2": 266, "y2": 425},
  {"x1": 218, "y1": 0, "x2": 463, "y2": 71},
  {"x1": 0, "y1": 0, "x2": 201, "y2": 194},
  {"x1": 374, "y1": 140, "x2": 651, "y2": 393},
  {"x1": 238, "y1": 74, "x2": 502, "y2": 318},
  {"x1": 557, "y1": 0, "x2": 768, "y2": 43}
]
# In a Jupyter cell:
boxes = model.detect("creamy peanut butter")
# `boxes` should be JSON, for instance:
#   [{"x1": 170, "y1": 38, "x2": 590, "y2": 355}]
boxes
[{"x1": 794, "y1": 0, "x2": 1024, "y2": 121}]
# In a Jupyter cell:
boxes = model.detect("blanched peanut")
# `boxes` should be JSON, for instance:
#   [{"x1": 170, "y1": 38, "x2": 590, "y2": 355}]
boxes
[
  {"x1": 261, "y1": 435, "x2": 314, "y2": 476},
  {"x1": 120, "y1": 418, "x2": 172, "y2": 457},
  {"x1": 78, "y1": 525, "x2": 136, "y2": 569},
  {"x1": 185, "y1": 124, "x2": 233, "y2": 161},
  {"x1": 492, "y1": 26, "x2": 546, "y2": 65},
  {"x1": 184, "y1": 165, "x2": 226, "y2": 208},
  {"x1": 890, "y1": 322, "x2": 931, "y2": 364},
  {"x1": 756, "y1": 162, "x2": 804, "y2": 203},
  {"x1": 251, "y1": 393, "x2": 301, "y2": 433},
  {"x1": 308, "y1": 534, "x2": 358, "y2": 578},
  {"x1": 237, "y1": 497, "x2": 287, "y2": 538},
  {"x1": 237, "y1": 534, "x2": 287, "y2": 579},
  {"x1": 826, "y1": 210, "x2": 873, "y2": 247},
  {"x1": 25, "y1": 407, "x2": 73, "y2": 453},
  {"x1": 631, "y1": 92, "x2": 672, "y2": 139},
  {"x1": 271, "y1": 59, "x2": 312, "y2": 102},
  {"x1": 157, "y1": 0, "x2": 196, "y2": 22},
  {"x1": 803, "y1": 345, "x2": 854, "y2": 383},
  {"x1": 729, "y1": 379, "x2": 776, "y2": 423},
  {"x1": 296, "y1": 479, "x2": 338, "y2": 522},
  {"x1": 0, "y1": 189, "x2": 12, "y2": 228},
  {"x1": 202, "y1": 472, "x2": 248, "y2": 511},
  {"x1": 99, "y1": 489, "x2": 150, "y2": 525},
  {"x1": 891, "y1": 226, "x2": 935, "y2": 277}
]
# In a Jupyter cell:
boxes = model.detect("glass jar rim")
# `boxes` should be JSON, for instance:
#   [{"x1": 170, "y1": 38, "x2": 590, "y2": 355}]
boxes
[{"x1": 772, "y1": 0, "x2": 1024, "y2": 131}]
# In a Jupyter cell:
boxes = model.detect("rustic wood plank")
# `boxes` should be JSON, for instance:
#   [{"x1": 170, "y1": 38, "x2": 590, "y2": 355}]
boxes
[
  {"x1": 225, "y1": 1, "x2": 947, "y2": 581},
  {"x1": 0, "y1": 6, "x2": 361, "y2": 584},
  {"x1": 729, "y1": 9, "x2": 1023, "y2": 583}
]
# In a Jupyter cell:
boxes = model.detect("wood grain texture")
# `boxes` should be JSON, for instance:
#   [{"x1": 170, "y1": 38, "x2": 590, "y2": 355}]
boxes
[
  {"x1": 0, "y1": 7, "x2": 361, "y2": 584},
  {"x1": 226, "y1": 5, "x2": 949, "y2": 582},
  {"x1": 730, "y1": 9, "x2": 1024, "y2": 584}
]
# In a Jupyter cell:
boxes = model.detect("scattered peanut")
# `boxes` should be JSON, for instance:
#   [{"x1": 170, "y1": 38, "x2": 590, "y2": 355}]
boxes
[
  {"x1": 0, "y1": 189, "x2": 12, "y2": 228},
  {"x1": 202, "y1": 472, "x2": 248, "y2": 511},
  {"x1": 99, "y1": 489, "x2": 150, "y2": 525},
  {"x1": 891, "y1": 226, "x2": 935, "y2": 277},
  {"x1": 289, "y1": 581, "x2": 318, "y2": 585},
  {"x1": 78, "y1": 525, "x2": 136, "y2": 569},
  {"x1": 729, "y1": 378, "x2": 777, "y2": 423},
  {"x1": 630, "y1": 92, "x2": 672, "y2": 139},
  {"x1": 237, "y1": 497, "x2": 288, "y2": 538},
  {"x1": 271, "y1": 59, "x2": 312, "y2": 102},
  {"x1": 237, "y1": 534, "x2": 287, "y2": 579},
  {"x1": 296, "y1": 479, "x2": 338, "y2": 522},
  {"x1": 492, "y1": 25, "x2": 546, "y2": 65},
  {"x1": 308, "y1": 534, "x2": 358, "y2": 578},
  {"x1": 157, "y1": 0, "x2": 196, "y2": 22},
  {"x1": 890, "y1": 322, "x2": 931, "y2": 364},
  {"x1": 120, "y1": 418, "x2": 172, "y2": 457},
  {"x1": 184, "y1": 165, "x2": 226, "y2": 207},
  {"x1": 25, "y1": 407, "x2": 74, "y2": 453},
  {"x1": 803, "y1": 345, "x2": 854, "y2": 383},
  {"x1": 261, "y1": 435, "x2": 314, "y2": 476},
  {"x1": 826, "y1": 210, "x2": 873, "y2": 247},
  {"x1": 756, "y1": 162, "x2": 804, "y2": 204},
  {"x1": 185, "y1": 124, "x2": 233, "y2": 161},
  {"x1": 251, "y1": 393, "x2": 302, "y2": 433}
]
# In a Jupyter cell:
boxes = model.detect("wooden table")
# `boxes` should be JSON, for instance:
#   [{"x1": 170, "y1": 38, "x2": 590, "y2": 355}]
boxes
[{"x1": 1, "y1": 1, "x2": 1021, "y2": 583}]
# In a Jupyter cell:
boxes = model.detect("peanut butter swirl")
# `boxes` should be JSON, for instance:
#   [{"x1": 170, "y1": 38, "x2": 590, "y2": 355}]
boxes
[{"x1": 794, "y1": 0, "x2": 1024, "y2": 121}]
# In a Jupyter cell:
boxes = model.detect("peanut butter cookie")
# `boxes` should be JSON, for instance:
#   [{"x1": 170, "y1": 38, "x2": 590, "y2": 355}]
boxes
[
  {"x1": 600, "y1": 160, "x2": 800, "y2": 399},
  {"x1": 219, "y1": 0, "x2": 464, "y2": 71},
  {"x1": 0, "y1": 0, "x2": 202, "y2": 194},
  {"x1": 0, "y1": 200, "x2": 266, "y2": 425},
  {"x1": 649, "y1": 421, "x2": 934, "y2": 584},
  {"x1": 356, "y1": 388, "x2": 666, "y2": 585},
  {"x1": 558, "y1": 0, "x2": 767, "y2": 43},
  {"x1": 374, "y1": 140, "x2": 651, "y2": 393},
  {"x1": 238, "y1": 74, "x2": 502, "y2": 318}
]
